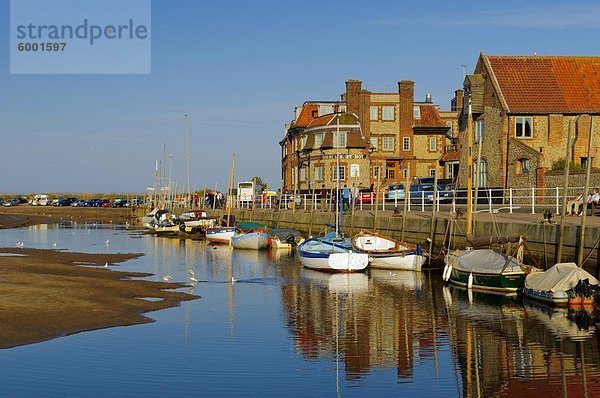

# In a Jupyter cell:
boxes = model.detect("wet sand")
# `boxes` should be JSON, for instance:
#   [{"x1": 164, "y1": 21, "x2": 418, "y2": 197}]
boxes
[
  {"x1": 0, "y1": 248, "x2": 197, "y2": 349},
  {"x1": 0, "y1": 205, "x2": 130, "y2": 229}
]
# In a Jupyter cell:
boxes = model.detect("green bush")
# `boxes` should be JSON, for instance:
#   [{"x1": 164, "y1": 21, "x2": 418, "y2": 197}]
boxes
[{"x1": 551, "y1": 158, "x2": 585, "y2": 172}]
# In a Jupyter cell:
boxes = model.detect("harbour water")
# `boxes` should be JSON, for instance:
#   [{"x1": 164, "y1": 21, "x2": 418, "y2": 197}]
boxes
[{"x1": 1, "y1": 224, "x2": 600, "y2": 397}]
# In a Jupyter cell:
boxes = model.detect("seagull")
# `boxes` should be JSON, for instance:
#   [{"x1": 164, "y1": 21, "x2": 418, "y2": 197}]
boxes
[
  {"x1": 15, "y1": 242, "x2": 24, "y2": 248},
  {"x1": 188, "y1": 269, "x2": 195, "y2": 277},
  {"x1": 231, "y1": 276, "x2": 237, "y2": 284},
  {"x1": 52, "y1": 242, "x2": 57, "y2": 248},
  {"x1": 189, "y1": 276, "x2": 198, "y2": 283},
  {"x1": 104, "y1": 240, "x2": 110, "y2": 245},
  {"x1": 104, "y1": 262, "x2": 109, "y2": 268},
  {"x1": 163, "y1": 275, "x2": 173, "y2": 281},
  {"x1": 389, "y1": 271, "x2": 397, "y2": 277}
]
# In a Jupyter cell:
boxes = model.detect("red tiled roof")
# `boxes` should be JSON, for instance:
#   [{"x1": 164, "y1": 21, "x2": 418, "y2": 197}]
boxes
[
  {"x1": 486, "y1": 55, "x2": 600, "y2": 114},
  {"x1": 415, "y1": 105, "x2": 445, "y2": 127},
  {"x1": 306, "y1": 114, "x2": 335, "y2": 128},
  {"x1": 292, "y1": 104, "x2": 318, "y2": 127}
]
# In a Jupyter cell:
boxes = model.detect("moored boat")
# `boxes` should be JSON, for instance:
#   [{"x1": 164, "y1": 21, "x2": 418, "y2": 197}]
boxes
[
  {"x1": 298, "y1": 232, "x2": 368, "y2": 273},
  {"x1": 351, "y1": 231, "x2": 426, "y2": 271},
  {"x1": 444, "y1": 248, "x2": 535, "y2": 294},
  {"x1": 231, "y1": 231, "x2": 270, "y2": 250},
  {"x1": 206, "y1": 226, "x2": 238, "y2": 244},
  {"x1": 523, "y1": 262, "x2": 599, "y2": 306}
]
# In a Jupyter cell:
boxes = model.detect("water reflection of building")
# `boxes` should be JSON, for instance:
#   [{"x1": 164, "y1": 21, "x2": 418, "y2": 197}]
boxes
[
  {"x1": 280, "y1": 269, "x2": 600, "y2": 395},
  {"x1": 280, "y1": 270, "x2": 447, "y2": 380},
  {"x1": 445, "y1": 287, "x2": 600, "y2": 398}
]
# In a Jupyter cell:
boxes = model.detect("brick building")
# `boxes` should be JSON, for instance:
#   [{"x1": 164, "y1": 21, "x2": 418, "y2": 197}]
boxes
[
  {"x1": 457, "y1": 53, "x2": 600, "y2": 190},
  {"x1": 343, "y1": 80, "x2": 458, "y2": 183},
  {"x1": 280, "y1": 81, "x2": 459, "y2": 191}
]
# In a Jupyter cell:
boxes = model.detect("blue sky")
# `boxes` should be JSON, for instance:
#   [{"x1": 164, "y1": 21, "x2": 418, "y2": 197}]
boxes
[{"x1": 2, "y1": 0, "x2": 600, "y2": 193}]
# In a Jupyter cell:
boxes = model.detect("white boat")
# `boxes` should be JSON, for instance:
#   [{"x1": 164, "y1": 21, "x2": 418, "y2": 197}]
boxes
[
  {"x1": 351, "y1": 231, "x2": 426, "y2": 271},
  {"x1": 297, "y1": 232, "x2": 368, "y2": 273},
  {"x1": 231, "y1": 231, "x2": 269, "y2": 250},
  {"x1": 205, "y1": 226, "x2": 238, "y2": 244},
  {"x1": 524, "y1": 262, "x2": 599, "y2": 306}
]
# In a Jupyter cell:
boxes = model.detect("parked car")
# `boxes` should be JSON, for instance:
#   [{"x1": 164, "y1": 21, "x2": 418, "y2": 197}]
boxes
[
  {"x1": 355, "y1": 189, "x2": 377, "y2": 204},
  {"x1": 0, "y1": 199, "x2": 4, "y2": 206},
  {"x1": 385, "y1": 183, "x2": 406, "y2": 201},
  {"x1": 86, "y1": 199, "x2": 102, "y2": 207},
  {"x1": 409, "y1": 183, "x2": 452, "y2": 204},
  {"x1": 111, "y1": 198, "x2": 129, "y2": 207},
  {"x1": 3, "y1": 198, "x2": 21, "y2": 207},
  {"x1": 71, "y1": 200, "x2": 87, "y2": 207},
  {"x1": 101, "y1": 200, "x2": 112, "y2": 208},
  {"x1": 54, "y1": 197, "x2": 77, "y2": 206}
]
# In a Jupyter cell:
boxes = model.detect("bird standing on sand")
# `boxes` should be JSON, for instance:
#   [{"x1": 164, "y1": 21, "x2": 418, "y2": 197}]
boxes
[
  {"x1": 15, "y1": 242, "x2": 24, "y2": 248},
  {"x1": 189, "y1": 276, "x2": 198, "y2": 283},
  {"x1": 52, "y1": 242, "x2": 57, "y2": 248},
  {"x1": 104, "y1": 262, "x2": 108, "y2": 268},
  {"x1": 231, "y1": 276, "x2": 237, "y2": 284},
  {"x1": 163, "y1": 275, "x2": 173, "y2": 281}
]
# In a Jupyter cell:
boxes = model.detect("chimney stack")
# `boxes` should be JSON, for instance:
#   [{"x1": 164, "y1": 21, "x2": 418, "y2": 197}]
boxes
[
  {"x1": 453, "y1": 89, "x2": 464, "y2": 112},
  {"x1": 345, "y1": 80, "x2": 362, "y2": 115},
  {"x1": 399, "y1": 80, "x2": 415, "y2": 139}
]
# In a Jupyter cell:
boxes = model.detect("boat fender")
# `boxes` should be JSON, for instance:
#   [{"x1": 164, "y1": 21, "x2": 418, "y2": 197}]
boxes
[
  {"x1": 467, "y1": 272, "x2": 473, "y2": 289},
  {"x1": 416, "y1": 244, "x2": 422, "y2": 256},
  {"x1": 442, "y1": 264, "x2": 450, "y2": 281}
]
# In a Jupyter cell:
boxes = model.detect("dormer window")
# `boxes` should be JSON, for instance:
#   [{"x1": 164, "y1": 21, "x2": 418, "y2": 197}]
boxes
[
  {"x1": 413, "y1": 106, "x2": 421, "y2": 119},
  {"x1": 314, "y1": 133, "x2": 323, "y2": 148},
  {"x1": 515, "y1": 117, "x2": 532, "y2": 138},
  {"x1": 333, "y1": 131, "x2": 347, "y2": 148}
]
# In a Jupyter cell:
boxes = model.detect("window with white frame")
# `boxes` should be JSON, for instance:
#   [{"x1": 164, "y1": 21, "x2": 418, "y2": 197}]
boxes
[
  {"x1": 370, "y1": 137, "x2": 378, "y2": 152},
  {"x1": 403, "y1": 137, "x2": 410, "y2": 151},
  {"x1": 300, "y1": 135, "x2": 307, "y2": 149},
  {"x1": 333, "y1": 165, "x2": 346, "y2": 181},
  {"x1": 370, "y1": 106, "x2": 378, "y2": 120},
  {"x1": 429, "y1": 168, "x2": 436, "y2": 177},
  {"x1": 314, "y1": 133, "x2": 323, "y2": 148},
  {"x1": 315, "y1": 166, "x2": 324, "y2": 181},
  {"x1": 350, "y1": 164, "x2": 360, "y2": 178},
  {"x1": 333, "y1": 131, "x2": 347, "y2": 148},
  {"x1": 475, "y1": 119, "x2": 485, "y2": 142},
  {"x1": 382, "y1": 106, "x2": 395, "y2": 121},
  {"x1": 474, "y1": 160, "x2": 488, "y2": 188},
  {"x1": 429, "y1": 136, "x2": 437, "y2": 152},
  {"x1": 413, "y1": 106, "x2": 421, "y2": 119},
  {"x1": 373, "y1": 166, "x2": 380, "y2": 179},
  {"x1": 299, "y1": 168, "x2": 307, "y2": 182},
  {"x1": 515, "y1": 117, "x2": 532, "y2": 138},
  {"x1": 403, "y1": 168, "x2": 409, "y2": 179},
  {"x1": 382, "y1": 137, "x2": 395, "y2": 152}
]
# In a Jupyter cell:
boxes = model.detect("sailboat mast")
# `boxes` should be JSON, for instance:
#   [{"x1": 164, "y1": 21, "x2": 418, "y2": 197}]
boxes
[
  {"x1": 335, "y1": 117, "x2": 340, "y2": 237},
  {"x1": 226, "y1": 154, "x2": 235, "y2": 228},
  {"x1": 466, "y1": 93, "x2": 474, "y2": 236},
  {"x1": 185, "y1": 114, "x2": 191, "y2": 208}
]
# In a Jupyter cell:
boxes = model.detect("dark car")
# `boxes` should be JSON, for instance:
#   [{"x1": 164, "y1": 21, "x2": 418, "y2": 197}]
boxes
[
  {"x1": 54, "y1": 197, "x2": 77, "y2": 206},
  {"x1": 409, "y1": 183, "x2": 452, "y2": 204},
  {"x1": 86, "y1": 199, "x2": 102, "y2": 207},
  {"x1": 111, "y1": 198, "x2": 129, "y2": 207}
]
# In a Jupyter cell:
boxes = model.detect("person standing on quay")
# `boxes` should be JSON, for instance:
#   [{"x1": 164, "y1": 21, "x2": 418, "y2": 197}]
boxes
[
  {"x1": 342, "y1": 184, "x2": 350, "y2": 212},
  {"x1": 351, "y1": 183, "x2": 359, "y2": 209},
  {"x1": 320, "y1": 184, "x2": 328, "y2": 212}
]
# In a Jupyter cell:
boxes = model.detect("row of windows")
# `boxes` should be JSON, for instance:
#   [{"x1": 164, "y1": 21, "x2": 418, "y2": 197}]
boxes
[
  {"x1": 301, "y1": 164, "x2": 361, "y2": 182},
  {"x1": 472, "y1": 117, "x2": 532, "y2": 141},
  {"x1": 369, "y1": 105, "x2": 422, "y2": 121}
]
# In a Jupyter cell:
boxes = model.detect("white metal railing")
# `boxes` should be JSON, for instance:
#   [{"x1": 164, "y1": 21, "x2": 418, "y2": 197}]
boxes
[{"x1": 228, "y1": 185, "x2": 600, "y2": 215}]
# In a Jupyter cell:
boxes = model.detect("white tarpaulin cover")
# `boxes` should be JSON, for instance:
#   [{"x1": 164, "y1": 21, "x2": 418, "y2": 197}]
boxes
[
  {"x1": 525, "y1": 263, "x2": 598, "y2": 293},
  {"x1": 456, "y1": 249, "x2": 524, "y2": 274}
]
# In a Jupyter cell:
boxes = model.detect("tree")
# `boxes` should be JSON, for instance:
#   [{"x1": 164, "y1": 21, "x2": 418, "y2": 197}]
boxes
[{"x1": 251, "y1": 176, "x2": 268, "y2": 190}]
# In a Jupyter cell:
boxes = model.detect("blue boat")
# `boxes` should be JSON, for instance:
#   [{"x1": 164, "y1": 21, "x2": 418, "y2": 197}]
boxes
[{"x1": 298, "y1": 232, "x2": 368, "y2": 273}]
